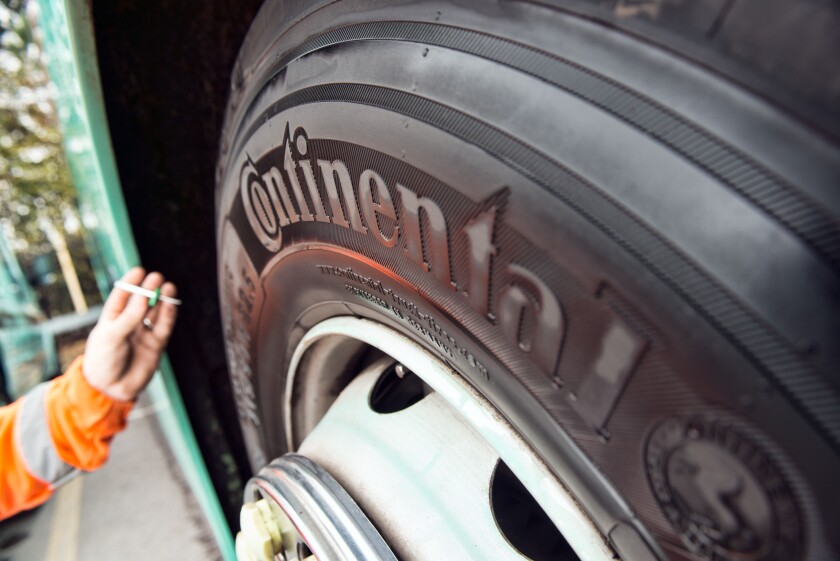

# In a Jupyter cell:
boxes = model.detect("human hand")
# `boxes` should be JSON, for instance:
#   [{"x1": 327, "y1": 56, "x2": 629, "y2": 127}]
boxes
[{"x1": 82, "y1": 267, "x2": 178, "y2": 401}]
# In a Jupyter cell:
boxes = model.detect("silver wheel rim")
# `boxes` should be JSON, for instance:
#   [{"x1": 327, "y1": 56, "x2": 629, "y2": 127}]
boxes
[
  {"x1": 245, "y1": 454, "x2": 397, "y2": 561},
  {"x1": 273, "y1": 316, "x2": 615, "y2": 561}
]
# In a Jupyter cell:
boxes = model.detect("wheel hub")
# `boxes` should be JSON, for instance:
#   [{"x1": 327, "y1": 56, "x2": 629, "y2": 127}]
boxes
[
  {"x1": 236, "y1": 317, "x2": 615, "y2": 561},
  {"x1": 238, "y1": 454, "x2": 396, "y2": 561}
]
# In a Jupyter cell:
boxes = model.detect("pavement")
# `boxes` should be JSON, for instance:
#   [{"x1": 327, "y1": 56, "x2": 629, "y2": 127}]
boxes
[{"x1": 0, "y1": 397, "x2": 222, "y2": 561}]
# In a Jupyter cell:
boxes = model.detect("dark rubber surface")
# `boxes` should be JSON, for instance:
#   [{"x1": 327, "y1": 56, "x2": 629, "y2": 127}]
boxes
[
  {"x1": 217, "y1": 2, "x2": 840, "y2": 559},
  {"x1": 252, "y1": 21, "x2": 840, "y2": 270}
]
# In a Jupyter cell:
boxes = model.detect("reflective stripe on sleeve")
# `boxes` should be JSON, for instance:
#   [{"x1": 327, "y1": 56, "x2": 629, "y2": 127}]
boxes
[{"x1": 15, "y1": 383, "x2": 77, "y2": 486}]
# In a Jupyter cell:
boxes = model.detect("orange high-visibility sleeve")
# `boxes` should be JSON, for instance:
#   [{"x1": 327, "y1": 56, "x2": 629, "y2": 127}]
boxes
[
  {"x1": 0, "y1": 399, "x2": 52, "y2": 519},
  {"x1": 0, "y1": 356, "x2": 134, "y2": 520},
  {"x1": 45, "y1": 356, "x2": 134, "y2": 471}
]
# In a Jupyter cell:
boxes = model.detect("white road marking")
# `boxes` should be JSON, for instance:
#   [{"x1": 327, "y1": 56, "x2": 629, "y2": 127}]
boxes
[{"x1": 43, "y1": 476, "x2": 83, "y2": 561}]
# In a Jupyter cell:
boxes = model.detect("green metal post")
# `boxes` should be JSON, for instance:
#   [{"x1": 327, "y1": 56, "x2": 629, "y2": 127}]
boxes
[{"x1": 35, "y1": 1, "x2": 236, "y2": 558}]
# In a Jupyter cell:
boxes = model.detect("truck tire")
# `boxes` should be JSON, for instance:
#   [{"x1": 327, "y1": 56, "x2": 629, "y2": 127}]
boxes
[{"x1": 216, "y1": 2, "x2": 840, "y2": 559}]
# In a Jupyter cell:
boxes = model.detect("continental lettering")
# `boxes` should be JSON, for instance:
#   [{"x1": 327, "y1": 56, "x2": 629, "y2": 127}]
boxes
[
  {"x1": 318, "y1": 159, "x2": 367, "y2": 233},
  {"x1": 240, "y1": 124, "x2": 563, "y2": 378},
  {"x1": 463, "y1": 207, "x2": 497, "y2": 318},
  {"x1": 283, "y1": 136, "x2": 314, "y2": 222},
  {"x1": 260, "y1": 167, "x2": 293, "y2": 225},
  {"x1": 241, "y1": 157, "x2": 283, "y2": 252},
  {"x1": 397, "y1": 184, "x2": 453, "y2": 288},
  {"x1": 359, "y1": 169, "x2": 399, "y2": 247},
  {"x1": 497, "y1": 264, "x2": 564, "y2": 376}
]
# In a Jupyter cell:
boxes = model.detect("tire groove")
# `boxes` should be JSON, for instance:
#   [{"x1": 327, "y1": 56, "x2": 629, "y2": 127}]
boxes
[
  {"x1": 235, "y1": 81, "x2": 840, "y2": 453},
  {"x1": 243, "y1": 20, "x2": 840, "y2": 270}
]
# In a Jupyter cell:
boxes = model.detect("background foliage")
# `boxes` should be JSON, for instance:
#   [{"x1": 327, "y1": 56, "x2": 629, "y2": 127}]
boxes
[{"x1": 0, "y1": 0, "x2": 100, "y2": 317}]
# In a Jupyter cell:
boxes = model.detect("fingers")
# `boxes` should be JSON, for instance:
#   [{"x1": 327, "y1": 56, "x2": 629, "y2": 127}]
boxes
[
  {"x1": 119, "y1": 282, "x2": 178, "y2": 399},
  {"x1": 101, "y1": 267, "x2": 146, "y2": 320},
  {"x1": 146, "y1": 282, "x2": 179, "y2": 342},
  {"x1": 114, "y1": 272, "x2": 164, "y2": 336}
]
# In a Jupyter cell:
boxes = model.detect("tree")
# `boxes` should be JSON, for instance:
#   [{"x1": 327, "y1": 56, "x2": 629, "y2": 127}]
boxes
[{"x1": 0, "y1": 0, "x2": 94, "y2": 316}]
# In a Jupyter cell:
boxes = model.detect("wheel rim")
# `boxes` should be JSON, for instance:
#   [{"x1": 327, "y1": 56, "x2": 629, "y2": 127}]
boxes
[
  {"x1": 237, "y1": 316, "x2": 613, "y2": 561},
  {"x1": 245, "y1": 454, "x2": 397, "y2": 561}
]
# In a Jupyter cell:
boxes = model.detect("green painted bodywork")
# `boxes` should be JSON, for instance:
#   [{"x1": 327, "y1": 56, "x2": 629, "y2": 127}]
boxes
[
  {"x1": 35, "y1": 1, "x2": 236, "y2": 558},
  {"x1": 0, "y1": 233, "x2": 58, "y2": 400}
]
